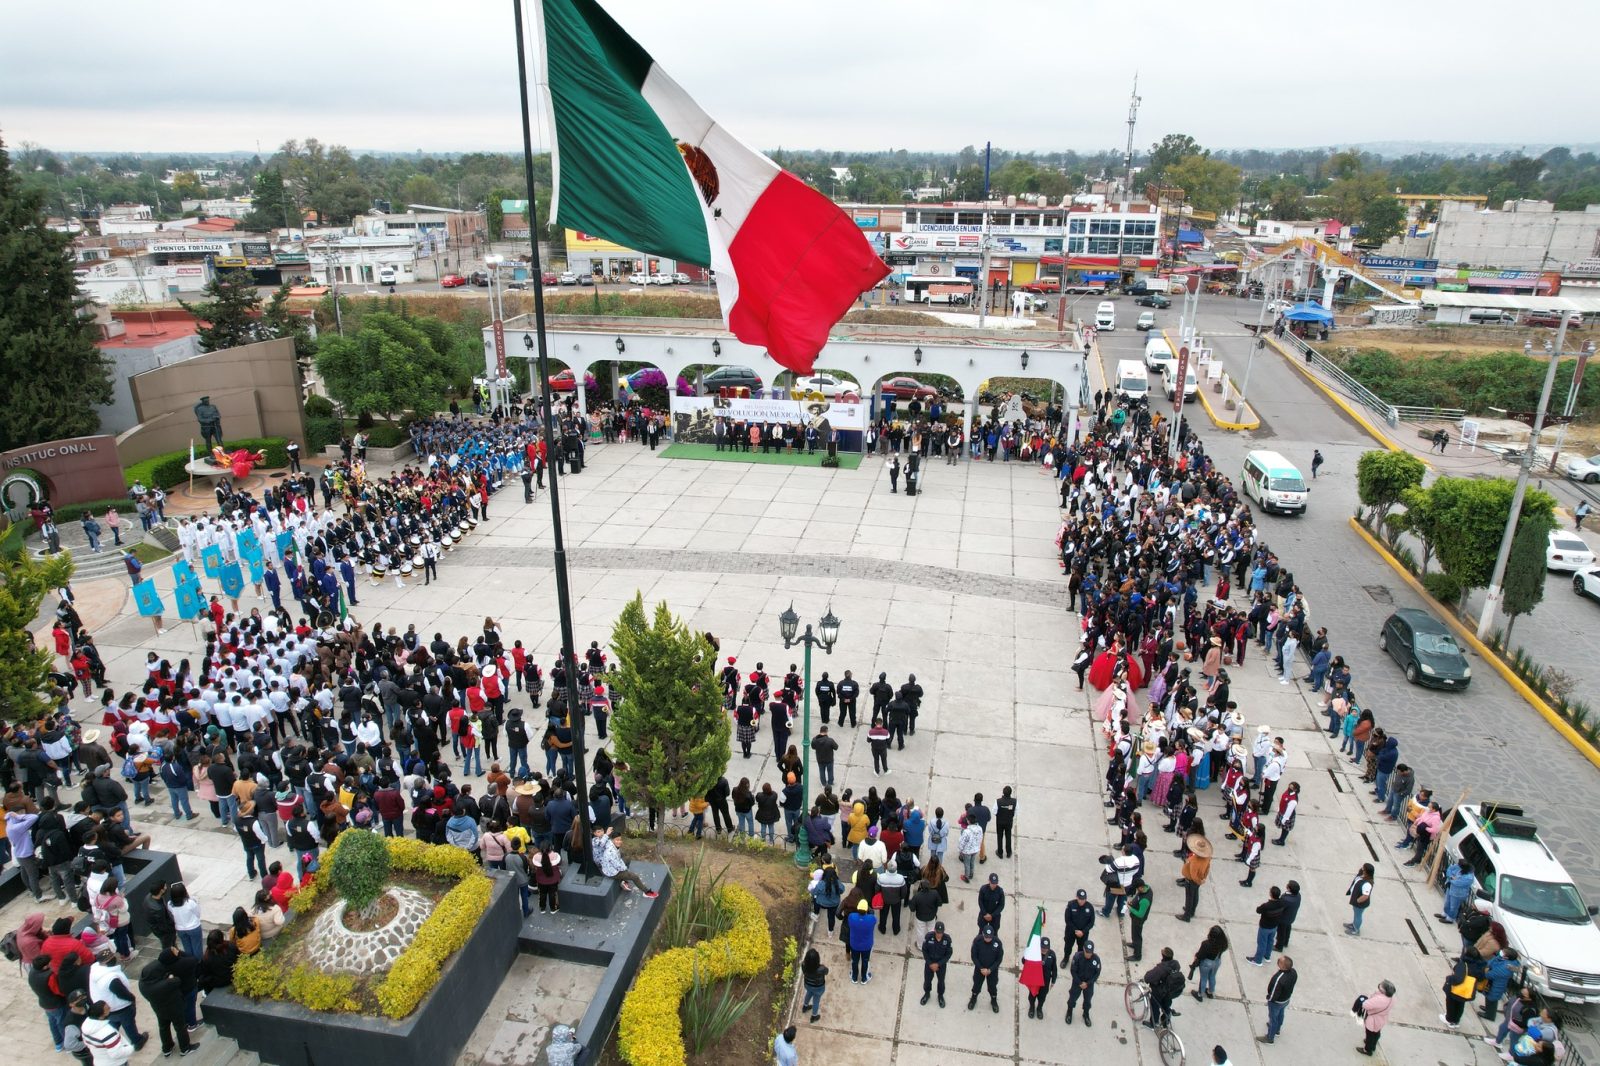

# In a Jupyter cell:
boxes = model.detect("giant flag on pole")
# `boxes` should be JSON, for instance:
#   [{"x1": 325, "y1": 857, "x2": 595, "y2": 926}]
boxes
[{"x1": 534, "y1": 0, "x2": 888, "y2": 374}]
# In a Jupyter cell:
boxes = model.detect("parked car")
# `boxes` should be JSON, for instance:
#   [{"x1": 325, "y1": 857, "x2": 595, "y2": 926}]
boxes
[
  {"x1": 878, "y1": 376, "x2": 938, "y2": 400},
  {"x1": 1135, "y1": 293, "x2": 1171, "y2": 308},
  {"x1": 1020, "y1": 278, "x2": 1061, "y2": 294},
  {"x1": 546, "y1": 368, "x2": 597, "y2": 392},
  {"x1": 672, "y1": 272, "x2": 691, "y2": 284},
  {"x1": 1161, "y1": 363, "x2": 1197, "y2": 402},
  {"x1": 702, "y1": 365, "x2": 763, "y2": 393},
  {"x1": 558, "y1": 271, "x2": 579, "y2": 285},
  {"x1": 1563, "y1": 453, "x2": 1600, "y2": 483},
  {"x1": 541, "y1": 271, "x2": 558, "y2": 285},
  {"x1": 1020, "y1": 294, "x2": 1049, "y2": 312},
  {"x1": 470, "y1": 271, "x2": 491, "y2": 287},
  {"x1": 577, "y1": 273, "x2": 594, "y2": 285},
  {"x1": 1546, "y1": 529, "x2": 1596, "y2": 572},
  {"x1": 1439, "y1": 802, "x2": 1600, "y2": 1004},
  {"x1": 794, "y1": 373, "x2": 861, "y2": 398},
  {"x1": 627, "y1": 271, "x2": 649, "y2": 285},
  {"x1": 377, "y1": 267, "x2": 397, "y2": 286},
  {"x1": 1266, "y1": 298, "x2": 1292, "y2": 314},
  {"x1": 1522, "y1": 310, "x2": 1583, "y2": 328},
  {"x1": 1136, "y1": 311, "x2": 1157, "y2": 331},
  {"x1": 1062, "y1": 282, "x2": 1107, "y2": 295},
  {"x1": 440, "y1": 273, "x2": 467, "y2": 288},
  {"x1": 1571, "y1": 566, "x2": 1600, "y2": 602},
  {"x1": 1378, "y1": 607, "x2": 1471, "y2": 689}
]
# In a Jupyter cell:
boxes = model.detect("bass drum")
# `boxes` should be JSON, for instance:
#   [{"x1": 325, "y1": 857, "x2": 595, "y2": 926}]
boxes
[{"x1": 399, "y1": 562, "x2": 415, "y2": 575}]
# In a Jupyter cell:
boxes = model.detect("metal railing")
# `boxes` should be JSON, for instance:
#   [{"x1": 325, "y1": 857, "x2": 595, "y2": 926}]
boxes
[
  {"x1": 1276, "y1": 331, "x2": 1401, "y2": 426},
  {"x1": 1392, "y1": 405, "x2": 1467, "y2": 423}
]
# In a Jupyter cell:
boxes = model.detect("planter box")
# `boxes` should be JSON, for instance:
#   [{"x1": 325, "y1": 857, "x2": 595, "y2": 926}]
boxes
[
  {"x1": 202, "y1": 873, "x2": 521, "y2": 1066},
  {"x1": 0, "y1": 850, "x2": 180, "y2": 940},
  {"x1": 320, "y1": 440, "x2": 415, "y2": 464}
]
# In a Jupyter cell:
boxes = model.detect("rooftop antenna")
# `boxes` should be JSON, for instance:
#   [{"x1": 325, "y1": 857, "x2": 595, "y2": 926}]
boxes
[{"x1": 1122, "y1": 74, "x2": 1141, "y2": 208}]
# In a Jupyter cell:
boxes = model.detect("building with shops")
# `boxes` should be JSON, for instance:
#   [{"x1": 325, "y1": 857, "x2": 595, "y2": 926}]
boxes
[
  {"x1": 305, "y1": 235, "x2": 420, "y2": 287},
  {"x1": 1429, "y1": 200, "x2": 1600, "y2": 274},
  {"x1": 867, "y1": 200, "x2": 1162, "y2": 289},
  {"x1": 96, "y1": 203, "x2": 159, "y2": 236},
  {"x1": 563, "y1": 229, "x2": 682, "y2": 280}
]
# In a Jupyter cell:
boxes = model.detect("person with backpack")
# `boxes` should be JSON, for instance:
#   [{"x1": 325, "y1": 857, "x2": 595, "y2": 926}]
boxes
[
  {"x1": 157, "y1": 758, "x2": 196, "y2": 822},
  {"x1": 1143, "y1": 947, "x2": 1185, "y2": 1030}
]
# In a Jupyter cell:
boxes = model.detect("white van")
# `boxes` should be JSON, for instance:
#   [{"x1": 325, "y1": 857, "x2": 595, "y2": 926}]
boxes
[
  {"x1": 1163, "y1": 363, "x2": 1198, "y2": 403},
  {"x1": 1115, "y1": 359, "x2": 1147, "y2": 400},
  {"x1": 377, "y1": 267, "x2": 397, "y2": 285},
  {"x1": 1095, "y1": 301, "x2": 1116, "y2": 331},
  {"x1": 1242, "y1": 449, "x2": 1309, "y2": 514},
  {"x1": 1144, "y1": 337, "x2": 1175, "y2": 373}
]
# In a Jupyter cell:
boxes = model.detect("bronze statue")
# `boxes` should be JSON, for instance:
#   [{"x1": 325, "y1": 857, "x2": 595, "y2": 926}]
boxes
[{"x1": 194, "y1": 396, "x2": 223, "y2": 451}]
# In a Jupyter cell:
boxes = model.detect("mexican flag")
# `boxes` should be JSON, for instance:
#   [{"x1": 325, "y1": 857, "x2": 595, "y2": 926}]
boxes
[
  {"x1": 1019, "y1": 906, "x2": 1046, "y2": 996},
  {"x1": 534, "y1": 0, "x2": 889, "y2": 374}
]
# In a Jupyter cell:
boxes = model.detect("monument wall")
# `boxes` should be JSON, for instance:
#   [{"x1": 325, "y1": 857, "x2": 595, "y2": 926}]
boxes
[{"x1": 120, "y1": 337, "x2": 306, "y2": 463}]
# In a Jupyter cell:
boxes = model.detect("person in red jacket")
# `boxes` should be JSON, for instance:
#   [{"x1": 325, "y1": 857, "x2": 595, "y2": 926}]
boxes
[
  {"x1": 39, "y1": 917, "x2": 94, "y2": 974},
  {"x1": 52, "y1": 622, "x2": 73, "y2": 671}
]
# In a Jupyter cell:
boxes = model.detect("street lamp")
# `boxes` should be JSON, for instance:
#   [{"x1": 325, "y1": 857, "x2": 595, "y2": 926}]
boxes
[
  {"x1": 778, "y1": 602, "x2": 840, "y2": 867},
  {"x1": 1020, "y1": 350, "x2": 1030, "y2": 370},
  {"x1": 914, "y1": 346, "x2": 923, "y2": 366},
  {"x1": 615, "y1": 337, "x2": 626, "y2": 354}
]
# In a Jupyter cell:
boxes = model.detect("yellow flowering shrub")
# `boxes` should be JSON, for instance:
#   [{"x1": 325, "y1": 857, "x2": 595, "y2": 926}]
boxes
[
  {"x1": 235, "y1": 832, "x2": 493, "y2": 1018},
  {"x1": 618, "y1": 884, "x2": 771, "y2": 1066}
]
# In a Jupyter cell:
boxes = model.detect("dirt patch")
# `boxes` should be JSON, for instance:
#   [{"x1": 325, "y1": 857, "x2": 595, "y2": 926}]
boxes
[
  {"x1": 842, "y1": 308, "x2": 946, "y2": 326},
  {"x1": 1334, "y1": 322, "x2": 1595, "y2": 356},
  {"x1": 594, "y1": 836, "x2": 807, "y2": 1066},
  {"x1": 341, "y1": 891, "x2": 400, "y2": 932}
]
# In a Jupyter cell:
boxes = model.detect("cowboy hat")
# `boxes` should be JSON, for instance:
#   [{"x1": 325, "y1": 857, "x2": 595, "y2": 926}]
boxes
[
  {"x1": 1187, "y1": 835, "x2": 1214, "y2": 859},
  {"x1": 1257, "y1": 724, "x2": 1271, "y2": 735},
  {"x1": 515, "y1": 782, "x2": 537, "y2": 796},
  {"x1": 80, "y1": 729, "x2": 101, "y2": 744}
]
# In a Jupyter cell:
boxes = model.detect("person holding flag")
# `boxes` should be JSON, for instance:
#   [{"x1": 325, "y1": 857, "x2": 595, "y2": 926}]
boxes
[{"x1": 1019, "y1": 906, "x2": 1057, "y2": 1019}]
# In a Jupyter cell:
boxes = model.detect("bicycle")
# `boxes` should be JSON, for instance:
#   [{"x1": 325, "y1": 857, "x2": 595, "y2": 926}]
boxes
[{"x1": 1124, "y1": 980, "x2": 1186, "y2": 1066}]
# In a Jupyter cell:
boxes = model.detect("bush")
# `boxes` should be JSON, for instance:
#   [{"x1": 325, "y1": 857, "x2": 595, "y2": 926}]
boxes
[
  {"x1": 282, "y1": 966, "x2": 359, "y2": 1013},
  {"x1": 329, "y1": 829, "x2": 391, "y2": 912},
  {"x1": 1420, "y1": 570, "x2": 1465, "y2": 604},
  {"x1": 123, "y1": 437, "x2": 288, "y2": 489},
  {"x1": 374, "y1": 873, "x2": 492, "y2": 1018},
  {"x1": 303, "y1": 395, "x2": 336, "y2": 419},
  {"x1": 618, "y1": 883, "x2": 771, "y2": 1066},
  {"x1": 305, "y1": 416, "x2": 341, "y2": 453}
]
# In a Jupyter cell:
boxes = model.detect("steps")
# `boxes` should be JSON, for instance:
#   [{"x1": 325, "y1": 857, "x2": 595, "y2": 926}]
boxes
[
  {"x1": 28, "y1": 525, "x2": 175, "y2": 582},
  {"x1": 182, "y1": 1034, "x2": 261, "y2": 1066}
]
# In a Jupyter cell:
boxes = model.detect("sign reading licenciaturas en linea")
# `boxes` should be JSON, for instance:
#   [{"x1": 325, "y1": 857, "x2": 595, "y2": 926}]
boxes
[{"x1": 670, "y1": 395, "x2": 868, "y2": 429}]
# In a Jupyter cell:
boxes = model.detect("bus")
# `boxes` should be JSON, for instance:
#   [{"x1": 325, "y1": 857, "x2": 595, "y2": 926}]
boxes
[{"x1": 902, "y1": 276, "x2": 976, "y2": 306}]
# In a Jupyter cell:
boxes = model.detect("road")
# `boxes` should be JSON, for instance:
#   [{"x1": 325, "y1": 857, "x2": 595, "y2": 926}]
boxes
[{"x1": 1093, "y1": 292, "x2": 1600, "y2": 908}]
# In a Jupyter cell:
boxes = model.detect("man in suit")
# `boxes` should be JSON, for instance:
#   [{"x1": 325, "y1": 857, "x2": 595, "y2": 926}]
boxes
[{"x1": 714, "y1": 418, "x2": 728, "y2": 452}]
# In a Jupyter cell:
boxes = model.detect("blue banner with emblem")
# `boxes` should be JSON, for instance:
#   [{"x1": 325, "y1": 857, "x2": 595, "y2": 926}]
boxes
[
  {"x1": 201, "y1": 543, "x2": 223, "y2": 578},
  {"x1": 174, "y1": 579, "x2": 206, "y2": 621},
  {"x1": 275, "y1": 530, "x2": 295, "y2": 560},
  {"x1": 237, "y1": 527, "x2": 264, "y2": 566},
  {"x1": 171, "y1": 559, "x2": 196, "y2": 587},
  {"x1": 246, "y1": 555, "x2": 265, "y2": 584},
  {"x1": 219, "y1": 560, "x2": 244, "y2": 599},
  {"x1": 132, "y1": 579, "x2": 165, "y2": 618}
]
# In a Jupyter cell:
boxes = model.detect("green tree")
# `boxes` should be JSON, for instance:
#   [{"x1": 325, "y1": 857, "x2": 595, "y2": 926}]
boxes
[
  {"x1": 241, "y1": 169, "x2": 300, "y2": 232},
  {"x1": 0, "y1": 137, "x2": 115, "y2": 452},
  {"x1": 1164, "y1": 155, "x2": 1242, "y2": 218},
  {"x1": 278, "y1": 138, "x2": 369, "y2": 224},
  {"x1": 314, "y1": 312, "x2": 461, "y2": 419},
  {"x1": 1258, "y1": 177, "x2": 1309, "y2": 220},
  {"x1": 1356, "y1": 450, "x2": 1426, "y2": 532},
  {"x1": 329, "y1": 828, "x2": 391, "y2": 913},
  {"x1": 399, "y1": 174, "x2": 445, "y2": 208},
  {"x1": 1145, "y1": 134, "x2": 1203, "y2": 185},
  {"x1": 485, "y1": 187, "x2": 515, "y2": 240},
  {"x1": 1358, "y1": 195, "x2": 1406, "y2": 245},
  {"x1": 1429, "y1": 477, "x2": 1556, "y2": 602},
  {"x1": 1500, "y1": 512, "x2": 1552, "y2": 645},
  {"x1": 181, "y1": 269, "x2": 263, "y2": 352},
  {"x1": 608, "y1": 594, "x2": 727, "y2": 844},
  {"x1": 261, "y1": 281, "x2": 314, "y2": 375},
  {"x1": 0, "y1": 549, "x2": 76, "y2": 722},
  {"x1": 1322, "y1": 169, "x2": 1393, "y2": 229},
  {"x1": 170, "y1": 171, "x2": 205, "y2": 200},
  {"x1": 1397, "y1": 483, "x2": 1442, "y2": 573}
]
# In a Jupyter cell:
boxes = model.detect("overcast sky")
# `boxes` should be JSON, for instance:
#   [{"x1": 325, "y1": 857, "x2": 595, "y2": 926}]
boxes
[{"x1": 5, "y1": 0, "x2": 1597, "y2": 157}]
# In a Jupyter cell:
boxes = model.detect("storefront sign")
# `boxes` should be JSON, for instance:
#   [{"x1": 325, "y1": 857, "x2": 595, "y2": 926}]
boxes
[
  {"x1": 150, "y1": 241, "x2": 232, "y2": 255},
  {"x1": 1361, "y1": 255, "x2": 1437, "y2": 271},
  {"x1": 0, "y1": 434, "x2": 126, "y2": 508},
  {"x1": 670, "y1": 395, "x2": 868, "y2": 429},
  {"x1": 853, "y1": 214, "x2": 879, "y2": 227}
]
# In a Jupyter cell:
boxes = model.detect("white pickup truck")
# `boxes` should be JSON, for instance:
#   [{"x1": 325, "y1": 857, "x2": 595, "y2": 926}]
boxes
[{"x1": 1441, "y1": 802, "x2": 1600, "y2": 1003}]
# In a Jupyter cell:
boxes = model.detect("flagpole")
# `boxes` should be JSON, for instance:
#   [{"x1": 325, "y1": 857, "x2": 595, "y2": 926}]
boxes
[{"x1": 513, "y1": 0, "x2": 597, "y2": 877}]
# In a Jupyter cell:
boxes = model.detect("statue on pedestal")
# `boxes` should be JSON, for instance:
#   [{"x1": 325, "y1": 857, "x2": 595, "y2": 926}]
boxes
[{"x1": 194, "y1": 396, "x2": 223, "y2": 452}]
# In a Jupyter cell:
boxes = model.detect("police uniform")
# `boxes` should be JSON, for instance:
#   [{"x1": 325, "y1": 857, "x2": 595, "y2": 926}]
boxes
[{"x1": 920, "y1": 923, "x2": 952, "y2": 1006}]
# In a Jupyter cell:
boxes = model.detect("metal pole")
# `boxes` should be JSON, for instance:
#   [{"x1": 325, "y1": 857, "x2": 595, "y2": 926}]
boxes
[
  {"x1": 1241, "y1": 266, "x2": 1271, "y2": 403},
  {"x1": 1478, "y1": 317, "x2": 1569, "y2": 639},
  {"x1": 512, "y1": 0, "x2": 595, "y2": 874},
  {"x1": 794, "y1": 630, "x2": 814, "y2": 867}
]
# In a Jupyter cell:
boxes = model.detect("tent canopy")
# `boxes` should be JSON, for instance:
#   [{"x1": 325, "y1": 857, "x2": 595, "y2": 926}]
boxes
[{"x1": 1283, "y1": 302, "x2": 1333, "y2": 324}]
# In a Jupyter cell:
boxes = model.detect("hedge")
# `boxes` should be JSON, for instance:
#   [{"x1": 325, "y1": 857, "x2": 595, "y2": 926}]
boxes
[
  {"x1": 232, "y1": 831, "x2": 491, "y2": 1019},
  {"x1": 618, "y1": 883, "x2": 772, "y2": 1066},
  {"x1": 124, "y1": 437, "x2": 289, "y2": 490}
]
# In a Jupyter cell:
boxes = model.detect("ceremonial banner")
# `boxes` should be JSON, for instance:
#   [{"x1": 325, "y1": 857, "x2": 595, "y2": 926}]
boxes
[
  {"x1": 132, "y1": 580, "x2": 165, "y2": 618},
  {"x1": 219, "y1": 561, "x2": 244, "y2": 599},
  {"x1": 175, "y1": 580, "x2": 206, "y2": 621},
  {"x1": 201, "y1": 543, "x2": 223, "y2": 578}
]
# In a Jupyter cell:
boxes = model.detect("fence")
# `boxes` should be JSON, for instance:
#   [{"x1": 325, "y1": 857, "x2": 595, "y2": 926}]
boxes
[
  {"x1": 1392, "y1": 405, "x2": 1467, "y2": 423},
  {"x1": 1276, "y1": 331, "x2": 1401, "y2": 426}
]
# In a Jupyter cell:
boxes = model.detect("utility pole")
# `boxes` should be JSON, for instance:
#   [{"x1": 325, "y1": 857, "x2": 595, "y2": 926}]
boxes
[
  {"x1": 978, "y1": 142, "x2": 992, "y2": 328},
  {"x1": 1122, "y1": 76, "x2": 1140, "y2": 209},
  {"x1": 1478, "y1": 318, "x2": 1570, "y2": 639}
]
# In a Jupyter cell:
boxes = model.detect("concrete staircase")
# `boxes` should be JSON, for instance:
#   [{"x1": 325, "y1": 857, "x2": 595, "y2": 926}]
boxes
[
  {"x1": 29, "y1": 524, "x2": 175, "y2": 581},
  {"x1": 182, "y1": 1034, "x2": 262, "y2": 1066}
]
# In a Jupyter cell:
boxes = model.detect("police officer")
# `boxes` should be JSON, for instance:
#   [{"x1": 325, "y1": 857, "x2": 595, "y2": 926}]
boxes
[
  {"x1": 885, "y1": 689, "x2": 911, "y2": 751},
  {"x1": 1065, "y1": 939, "x2": 1102, "y2": 1025},
  {"x1": 836, "y1": 670, "x2": 860, "y2": 728},
  {"x1": 1027, "y1": 936, "x2": 1059, "y2": 1020},
  {"x1": 903, "y1": 673, "x2": 924, "y2": 734},
  {"x1": 814, "y1": 671, "x2": 836, "y2": 726},
  {"x1": 969, "y1": 924, "x2": 1004, "y2": 1013},
  {"x1": 869, "y1": 672, "x2": 893, "y2": 721},
  {"x1": 1065, "y1": 888, "x2": 1096, "y2": 954},
  {"x1": 919, "y1": 920, "x2": 952, "y2": 1007}
]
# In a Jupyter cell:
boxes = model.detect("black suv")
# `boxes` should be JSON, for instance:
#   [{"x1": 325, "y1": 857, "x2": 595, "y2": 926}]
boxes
[{"x1": 702, "y1": 364, "x2": 764, "y2": 392}]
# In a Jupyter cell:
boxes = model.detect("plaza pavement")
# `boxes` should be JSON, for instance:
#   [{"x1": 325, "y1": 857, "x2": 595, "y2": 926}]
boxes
[{"x1": 8, "y1": 428, "x2": 1551, "y2": 1065}]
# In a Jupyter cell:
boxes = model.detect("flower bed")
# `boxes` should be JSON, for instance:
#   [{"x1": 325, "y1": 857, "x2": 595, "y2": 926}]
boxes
[
  {"x1": 231, "y1": 832, "x2": 491, "y2": 1018},
  {"x1": 617, "y1": 883, "x2": 772, "y2": 1066}
]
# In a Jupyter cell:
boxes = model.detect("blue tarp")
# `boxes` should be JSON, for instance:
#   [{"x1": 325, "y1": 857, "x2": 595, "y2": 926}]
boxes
[{"x1": 1283, "y1": 302, "x2": 1333, "y2": 324}]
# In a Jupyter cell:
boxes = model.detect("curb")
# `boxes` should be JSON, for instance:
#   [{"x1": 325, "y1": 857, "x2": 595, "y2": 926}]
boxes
[
  {"x1": 1347, "y1": 515, "x2": 1600, "y2": 771},
  {"x1": 1264, "y1": 336, "x2": 1422, "y2": 461},
  {"x1": 1195, "y1": 380, "x2": 1260, "y2": 431}
]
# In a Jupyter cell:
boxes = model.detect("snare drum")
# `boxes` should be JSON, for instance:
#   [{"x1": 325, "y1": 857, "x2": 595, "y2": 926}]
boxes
[
  {"x1": 370, "y1": 565, "x2": 387, "y2": 579},
  {"x1": 412, "y1": 553, "x2": 424, "y2": 567},
  {"x1": 400, "y1": 562, "x2": 415, "y2": 575}
]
